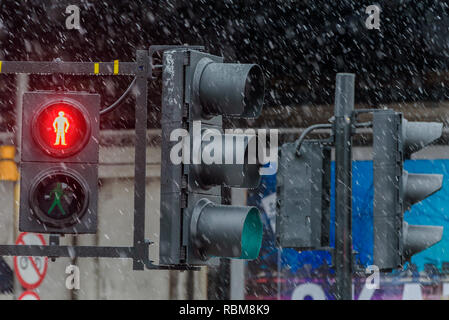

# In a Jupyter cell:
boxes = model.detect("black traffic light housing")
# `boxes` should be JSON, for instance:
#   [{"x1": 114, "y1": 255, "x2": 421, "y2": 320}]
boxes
[
  {"x1": 373, "y1": 110, "x2": 444, "y2": 271},
  {"x1": 159, "y1": 49, "x2": 265, "y2": 266},
  {"x1": 19, "y1": 91, "x2": 99, "y2": 234}
]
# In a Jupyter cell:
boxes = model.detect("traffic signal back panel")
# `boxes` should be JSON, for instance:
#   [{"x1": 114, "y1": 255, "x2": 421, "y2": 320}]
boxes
[{"x1": 276, "y1": 141, "x2": 331, "y2": 250}]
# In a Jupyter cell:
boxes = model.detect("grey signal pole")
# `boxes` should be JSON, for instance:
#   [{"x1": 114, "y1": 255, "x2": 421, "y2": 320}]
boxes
[{"x1": 334, "y1": 73, "x2": 355, "y2": 300}]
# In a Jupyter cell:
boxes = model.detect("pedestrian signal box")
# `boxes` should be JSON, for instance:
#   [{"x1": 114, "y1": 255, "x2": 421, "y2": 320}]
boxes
[{"x1": 19, "y1": 91, "x2": 99, "y2": 234}]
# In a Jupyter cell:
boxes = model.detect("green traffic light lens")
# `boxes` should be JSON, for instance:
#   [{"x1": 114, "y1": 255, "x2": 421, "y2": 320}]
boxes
[
  {"x1": 36, "y1": 174, "x2": 84, "y2": 220},
  {"x1": 239, "y1": 207, "x2": 263, "y2": 259},
  {"x1": 29, "y1": 169, "x2": 89, "y2": 228}
]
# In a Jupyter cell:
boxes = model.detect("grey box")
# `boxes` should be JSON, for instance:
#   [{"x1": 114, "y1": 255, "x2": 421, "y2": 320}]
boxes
[{"x1": 276, "y1": 141, "x2": 331, "y2": 249}]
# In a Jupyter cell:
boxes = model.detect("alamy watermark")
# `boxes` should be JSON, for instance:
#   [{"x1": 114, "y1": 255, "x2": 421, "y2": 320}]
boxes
[
  {"x1": 169, "y1": 121, "x2": 278, "y2": 175},
  {"x1": 65, "y1": 5, "x2": 81, "y2": 30},
  {"x1": 365, "y1": 265, "x2": 380, "y2": 290},
  {"x1": 365, "y1": 5, "x2": 381, "y2": 30},
  {"x1": 65, "y1": 264, "x2": 80, "y2": 290}
]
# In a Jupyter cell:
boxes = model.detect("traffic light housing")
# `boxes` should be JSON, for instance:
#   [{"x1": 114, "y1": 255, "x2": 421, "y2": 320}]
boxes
[
  {"x1": 373, "y1": 110, "x2": 444, "y2": 271},
  {"x1": 159, "y1": 49, "x2": 265, "y2": 265},
  {"x1": 20, "y1": 91, "x2": 99, "y2": 234},
  {"x1": 276, "y1": 141, "x2": 331, "y2": 249}
]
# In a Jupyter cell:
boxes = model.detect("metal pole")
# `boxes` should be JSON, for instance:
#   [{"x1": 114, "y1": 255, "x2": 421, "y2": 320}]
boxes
[
  {"x1": 334, "y1": 73, "x2": 355, "y2": 300},
  {"x1": 133, "y1": 50, "x2": 149, "y2": 270},
  {"x1": 13, "y1": 73, "x2": 28, "y2": 300}
]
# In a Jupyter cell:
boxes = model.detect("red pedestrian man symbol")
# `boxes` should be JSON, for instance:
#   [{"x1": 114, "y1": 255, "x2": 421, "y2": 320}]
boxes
[{"x1": 53, "y1": 111, "x2": 69, "y2": 146}]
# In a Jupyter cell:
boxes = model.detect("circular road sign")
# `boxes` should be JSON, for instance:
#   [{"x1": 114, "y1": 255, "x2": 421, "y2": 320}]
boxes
[
  {"x1": 14, "y1": 233, "x2": 48, "y2": 290},
  {"x1": 18, "y1": 291, "x2": 40, "y2": 300}
]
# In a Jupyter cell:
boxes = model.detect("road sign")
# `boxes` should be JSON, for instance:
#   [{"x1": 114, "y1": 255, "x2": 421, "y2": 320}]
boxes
[
  {"x1": 18, "y1": 291, "x2": 40, "y2": 300},
  {"x1": 13, "y1": 233, "x2": 48, "y2": 290}
]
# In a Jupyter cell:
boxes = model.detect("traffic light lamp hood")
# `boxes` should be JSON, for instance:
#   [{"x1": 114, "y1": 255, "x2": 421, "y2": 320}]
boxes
[
  {"x1": 402, "y1": 171, "x2": 443, "y2": 209},
  {"x1": 402, "y1": 119, "x2": 443, "y2": 157},
  {"x1": 403, "y1": 222, "x2": 443, "y2": 261},
  {"x1": 190, "y1": 199, "x2": 263, "y2": 260},
  {"x1": 191, "y1": 131, "x2": 262, "y2": 189},
  {"x1": 193, "y1": 57, "x2": 265, "y2": 118}
]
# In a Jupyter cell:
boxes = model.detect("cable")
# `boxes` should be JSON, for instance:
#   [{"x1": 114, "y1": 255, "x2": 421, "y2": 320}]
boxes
[
  {"x1": 99, "y1": 77, "x2": 137, "y2": 115},
  {"x1": 295, "y1": 123, "x2": 333, "y2": 156}
]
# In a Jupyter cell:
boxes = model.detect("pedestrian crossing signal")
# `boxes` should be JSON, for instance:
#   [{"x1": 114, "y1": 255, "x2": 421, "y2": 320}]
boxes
[
  {"x1": 28, "y1": 169, "x2": 90, "y2": 229},
  {"x1": 20, "y1": 92, "x2": 99, "y2": 234},
  {"x1": 32, "y1": 100, "x2": 90, "y2": 158},
  {"x1": 53, "y1": 111, "x2": 69, "y2": 146}
]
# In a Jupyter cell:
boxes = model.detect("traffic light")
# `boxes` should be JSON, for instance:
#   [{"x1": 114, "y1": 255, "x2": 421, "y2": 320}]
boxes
[
  {"x1": 373, "y1": 110, "x2": 444, "y2": 271},
  {"x1": 276, "y1": 141, "x2": 331, "y2": 249},
  {"x1": 19, "y1": 91, "x2": 99, "y2": 234},
  {"x1": 159, "y1": 49, "x2": 265, "y2": 265}
]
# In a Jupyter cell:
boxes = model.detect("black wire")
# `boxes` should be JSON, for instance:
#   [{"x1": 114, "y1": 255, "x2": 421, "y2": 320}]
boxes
[
  {"x1": 99, "y1": 77, "x2": 137, "y2": 116},
  {"x1": 295, "y1": 123, "x2": 333, "y2": 156}
]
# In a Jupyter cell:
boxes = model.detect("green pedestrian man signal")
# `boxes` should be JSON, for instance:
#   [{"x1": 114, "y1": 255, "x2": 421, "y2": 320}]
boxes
[
  {"x1": 28, "y1": 171, "x2": 88, "y2": 228},
  {"x1": 47, "y1": 183, "x2": 66, "y2": 216}
]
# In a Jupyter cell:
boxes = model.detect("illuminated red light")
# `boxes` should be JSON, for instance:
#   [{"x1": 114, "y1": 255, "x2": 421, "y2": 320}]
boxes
[
  {"x1": 53, "y1": 111, "x2": 70, "y2": 146},
  {"x1": 32, "y1": 101, "x2": 90, "y2": 157}
]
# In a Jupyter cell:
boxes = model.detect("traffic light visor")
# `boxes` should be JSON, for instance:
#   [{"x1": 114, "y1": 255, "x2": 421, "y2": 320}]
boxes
[
  {"x1": 190, "y1": 199, "x2": 263, "y2": 260},
  {"x1": 197, "y1": 60, "x2": 265, "y2": 118}
]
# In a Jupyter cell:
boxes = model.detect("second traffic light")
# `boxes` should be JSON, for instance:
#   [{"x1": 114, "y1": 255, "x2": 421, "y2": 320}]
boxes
[
  {"x1": 159, "y1": 49, "x2": 265, "y2": 266},
  {"x1": 373, "y1": 110, "x2": 444, "y2": 271},
  {"x1": 20, "y1": 91, "x2": 99, "y2": 234}
]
